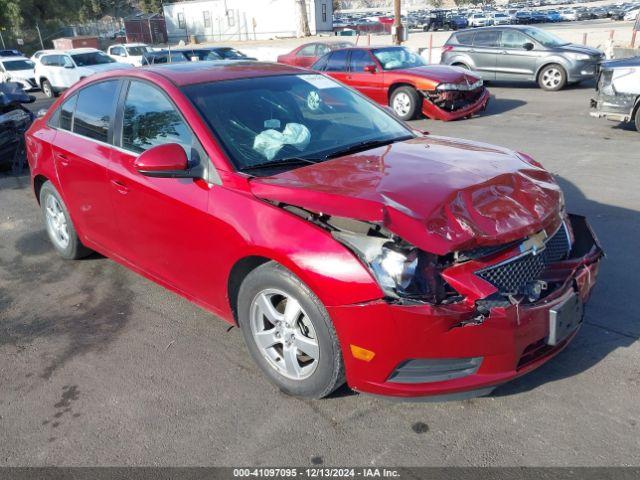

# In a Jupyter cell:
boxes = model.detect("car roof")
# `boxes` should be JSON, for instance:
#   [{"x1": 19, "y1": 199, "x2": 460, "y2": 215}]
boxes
[
  {"x1": 102, "y1": 61, "x2": 307, "y2": 86},
  {"x1": 0, "y1": 56, "x2": 30, "y2": 62}
]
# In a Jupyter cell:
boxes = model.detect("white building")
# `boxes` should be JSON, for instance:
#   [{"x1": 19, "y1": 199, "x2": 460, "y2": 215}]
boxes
[{"x1": 163, "y1": 0, "x2": 333, "y2": 42}]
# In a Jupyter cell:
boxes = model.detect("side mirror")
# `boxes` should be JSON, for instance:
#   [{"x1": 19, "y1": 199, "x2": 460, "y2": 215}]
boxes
[
  {"x1": 133, "y1": 143, "x2": 195, "y2": 178},
  {"x1": 363, "y1": 64, "x2": 377, "y2": 73},
  {"x1": 523, "y1": 42, "x2": 534, "y2": 51}
]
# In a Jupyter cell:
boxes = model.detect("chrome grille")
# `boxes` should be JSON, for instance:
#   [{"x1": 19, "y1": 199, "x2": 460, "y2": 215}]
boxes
[{"x1": 476, "y1": 224, "x2": 571, "y2": 295}]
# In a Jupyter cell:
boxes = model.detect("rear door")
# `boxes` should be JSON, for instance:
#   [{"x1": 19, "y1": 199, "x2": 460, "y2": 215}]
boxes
[
  {"x1": 345, "y1": 49, "x2": 387, "y2": 104},
  {"x1": 50, "y1": 80, "x2": 121, "y2": 252},
  {"x1": 470, "y1": 30, "x2": 501, "y2": 80},
  {"x1": 496, "y1": 29, "x2": 539, "y2": 80}
]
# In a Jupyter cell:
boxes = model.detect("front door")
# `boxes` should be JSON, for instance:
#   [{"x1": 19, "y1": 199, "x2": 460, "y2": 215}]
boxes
[
  {"x1": 50, "y1": 80, "x2": 121, "y2": 251},
  {"x1": 496, "y1": 30, "x2": 540, "y2": 81},
  {"x1": 345, "y1": 50, "x2": 387, "y2": 104},
  {"x1": 107, "y1": 79, "x2": 214, "y2": 301}
]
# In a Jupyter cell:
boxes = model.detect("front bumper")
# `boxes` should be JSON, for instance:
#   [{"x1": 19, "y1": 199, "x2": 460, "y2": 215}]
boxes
[
  {"x1": 328, "y1": 215, "x2": 603, "y2": 399},
  {"x1": 568, "y1": 61, "x2": 600, "y2": 82},
  {"x1": 421, "y1": 88, "x2": 490, "y2": 121}
]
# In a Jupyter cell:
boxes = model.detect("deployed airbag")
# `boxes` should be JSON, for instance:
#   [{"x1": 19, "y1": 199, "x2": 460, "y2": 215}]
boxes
[{"x1": 253, "y1": 123, "x2": 311, "y2": 160}]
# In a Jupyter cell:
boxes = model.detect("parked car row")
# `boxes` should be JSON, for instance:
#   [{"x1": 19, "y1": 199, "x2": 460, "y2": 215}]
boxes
[
  {"x1": 0, "y1": 43, "x2": 255, "y2": 98},
  {"x1": 334, "y1": 0, "x2": 640, "y2": 33}
]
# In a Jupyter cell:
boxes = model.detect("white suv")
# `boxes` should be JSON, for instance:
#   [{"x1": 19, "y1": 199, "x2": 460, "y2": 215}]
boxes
[
  {"x1": 0, "y1": 56, "x2": 37, "y2": 91},
  {"x1": 107, "y1": 43, "x2": 150, "y2": 66},
  {"x1": 35, "y1": 48, "x2": 131, "y2": 98}
]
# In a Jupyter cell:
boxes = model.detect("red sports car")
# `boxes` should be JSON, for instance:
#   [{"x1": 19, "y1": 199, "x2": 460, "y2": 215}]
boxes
[
  {"x1": 276, "y1": 41, "x2": 353, "y2": 68},
  {"x1": 27, "y1": 62, "x2": 602, "y2": 400},
  {"x1": 312, "y1": 45, "x2": 490, "y2": 121}
]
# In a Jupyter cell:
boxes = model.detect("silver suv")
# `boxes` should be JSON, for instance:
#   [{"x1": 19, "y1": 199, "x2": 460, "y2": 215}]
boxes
[{"x1": 441, "y1": 26, "x2": 604, "y2": 91}]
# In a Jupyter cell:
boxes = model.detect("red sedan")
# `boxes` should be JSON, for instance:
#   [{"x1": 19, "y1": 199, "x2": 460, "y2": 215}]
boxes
[
  {"x1": 27, "y1": 62, "x2": 602, "y2": 400},
  {"x1": 312, "y1": 45, "x2": 490, "y2": 121},
  {"x1": 276, "y1": 41, "x2": 353, "y2": 68}
]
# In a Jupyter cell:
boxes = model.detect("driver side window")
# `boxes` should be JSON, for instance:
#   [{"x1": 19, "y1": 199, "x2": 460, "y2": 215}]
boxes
[
  {"x1": 121, "y1": 81, "x2": 194, "y2": 156},
  {"x1": 501, "y1": 30, "x2": 529, "y2": 49}
]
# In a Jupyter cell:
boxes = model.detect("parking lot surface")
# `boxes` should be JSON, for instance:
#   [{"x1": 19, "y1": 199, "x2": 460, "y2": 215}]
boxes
[{"x1": 1, "y1": 83, "x2": 639, "y2": 466}]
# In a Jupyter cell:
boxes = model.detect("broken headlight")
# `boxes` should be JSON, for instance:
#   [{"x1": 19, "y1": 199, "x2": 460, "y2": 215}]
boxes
[
  {"x1": 333, "y1": 231, "x2": 450, "y2": 302},
  {"x1": 435, "y1": 79, "x2": 483, "y2": 91}
]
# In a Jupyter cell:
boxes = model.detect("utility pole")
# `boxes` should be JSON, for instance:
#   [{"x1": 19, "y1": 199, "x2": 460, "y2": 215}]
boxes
[
  {"x1": 36, "y1": 24, "x2": 44, "y2": 49},
  {"x1": 393, "y1": 0, "x2": 404, "y2": 45}
]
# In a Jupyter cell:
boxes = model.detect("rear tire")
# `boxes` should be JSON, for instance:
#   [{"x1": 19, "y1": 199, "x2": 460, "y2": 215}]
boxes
[
  {"x1": 40, "y1": 182, "x2": 92, "y2": 260},
  {"x1": 390, "y1": 86, "x2": 420, "y2": 121},
  {"x1": 635, "y1": 105, "x2": 640, "y2": 132},
  {"x1": 538, "y1": 64, "x2": 567, "y2": 91},
  {"x1": 41, "y1": 79, "x2": 58, "y2": 98},
  {"x1": 237, "y1": 262, "x2": 345, "y2": 399}
]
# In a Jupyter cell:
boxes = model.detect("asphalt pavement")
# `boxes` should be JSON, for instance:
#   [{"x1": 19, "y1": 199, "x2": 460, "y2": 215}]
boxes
[{"x1": 1, "y1": 82, "x2": 639, "y2": 466}]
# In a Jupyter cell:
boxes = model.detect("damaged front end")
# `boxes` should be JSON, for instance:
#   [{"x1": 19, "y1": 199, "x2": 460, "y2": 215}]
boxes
[
  {"x1": 421, "y1": 79, "x2": 490, "y2": 121},
  {"x1": 590, "y1": 59, "x2": 640, "y2": 128},
  {"x1": 276, "y1": 203, "x2": 603, "y2": 398}
]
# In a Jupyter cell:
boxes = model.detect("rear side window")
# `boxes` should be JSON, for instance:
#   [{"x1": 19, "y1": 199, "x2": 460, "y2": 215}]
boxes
[
  {"x1": 453, "y1": 31, "x2": 474, "y2": 45},
  {"x1": 73, "y1": 81, "x2": 119, "y2": 143},
  {"x1": 473, "y1": 30, "x2": 501, "y2": 47},
  {"x1": 60, "y1": 95, "x2": 77, "y2": 131},
  {"x1": 312, "y1": 55, "x2": 329, "y2": 71},
  {"x1": 121, "y1": 81, "x2": 193, "y2": 154},
  {"x1": 325, "y1": 50, "x2": 348, "y2": 72},
  {"x1": 298, "y1": 44, "x2": 317, "y2": 57}
]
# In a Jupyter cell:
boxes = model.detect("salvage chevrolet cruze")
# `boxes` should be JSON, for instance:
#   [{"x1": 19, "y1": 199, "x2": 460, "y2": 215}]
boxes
[{"x1": 26, "y1": 62, "x2": 603, "y2": 399}]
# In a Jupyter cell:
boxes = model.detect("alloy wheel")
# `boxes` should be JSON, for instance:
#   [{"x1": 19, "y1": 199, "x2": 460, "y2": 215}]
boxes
[
  {"x1": 392, "y1": 92, "x2": 412, "y2": 117},
  {"x1": 45, "y1": 194, "x2": 70, "y2": 250},
  {"x1": 249, "y1": 288, "x2": 319, "y2": 380},
  {"x1": 541, "y1": 68, "x2": 562, "y2": 89}
]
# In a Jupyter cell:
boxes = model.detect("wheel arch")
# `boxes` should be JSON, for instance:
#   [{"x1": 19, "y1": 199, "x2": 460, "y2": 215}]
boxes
[
  {"x1": 33, "y1": 174, "x2": 49, "y2": 204},
  {"x1": 227, "y1": 255, "x2": 272, "y2": 324},
  {"x1": 535, "y1": 61, "x2": 568, "y2": 82},
  {"x1": 388, "y1": 82, "x2": 418, "y2": 102}
]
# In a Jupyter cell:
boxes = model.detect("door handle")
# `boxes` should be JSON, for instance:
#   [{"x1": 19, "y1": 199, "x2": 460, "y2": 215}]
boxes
[
  {"x1": 110, "y1": 179, "x2": 129, "y2": 194},
  {"x1": 54, "y1": 152, "x2": 69, "y2": 166}
]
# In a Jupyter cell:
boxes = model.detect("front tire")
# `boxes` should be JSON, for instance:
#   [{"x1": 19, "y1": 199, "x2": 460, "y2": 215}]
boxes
[
  {"x1": 41, "y1": 79, "x2": 58, "y2": 98},
  {"x1": 237, "y1": 262, "x2": 345, "y2": 399},
  {"x1": 538, "y1": 64, "x2": 567, "y2": 91},
  {"x1": 634, "y1": 106, "x2": 640, "y2": 132},
  {"x1": 390, "y1": 86, "x2": 420, "y2": 121},
  {"x1": 40, "y1": 182, "x2": 92, "y2": 260}
]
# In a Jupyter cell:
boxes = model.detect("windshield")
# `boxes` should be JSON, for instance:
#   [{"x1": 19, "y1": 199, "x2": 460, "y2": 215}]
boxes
[
  {"x1": 3, "y1": 60, "x2": 34, "y2": 71},
  {"x1": 522, "y1": 27, "x2": 569, "y2": 47},
  {"x1": 183, "y1": 74, "x2": 412, "y2": 173},
  {"x1": 71, "y1": 51, "x2": 116, "y2": 66},
  {"x1": 372, "y1": 47, "x2": 425, "y2": 71},
  {"x1": 126, "y1": 46, "x2": 148, "y2": 56},
  {"x1": 215, "y1": 48, "x2": 247, "y2": 59}
]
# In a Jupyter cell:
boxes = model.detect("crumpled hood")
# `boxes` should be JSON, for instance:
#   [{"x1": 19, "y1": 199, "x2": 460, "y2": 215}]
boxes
[
  {"x1": 249, "y1": 136, "x2": 563, "y2": 255},
  {"x1": 396, "y1": 65, "x2": 481, "y2": 85}
]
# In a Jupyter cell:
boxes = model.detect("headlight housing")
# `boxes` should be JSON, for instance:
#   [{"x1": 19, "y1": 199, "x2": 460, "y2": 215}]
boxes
[
  {"x1": 566, "y1": 52, "x2": 591, "y2": 61},
  {"x1": 333, "y1": 231, "x2": 452, "y2": 302},
  {"x1": 435, "y1": 79, "x2": 483, "y2": 91}
]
